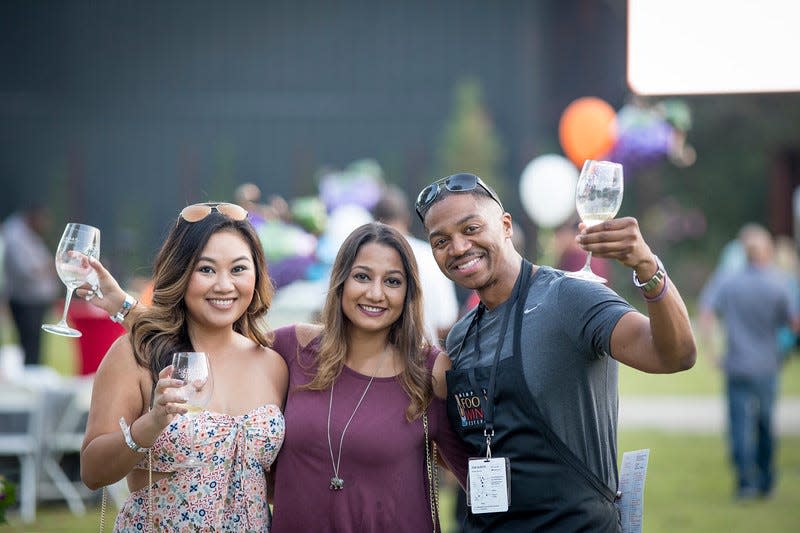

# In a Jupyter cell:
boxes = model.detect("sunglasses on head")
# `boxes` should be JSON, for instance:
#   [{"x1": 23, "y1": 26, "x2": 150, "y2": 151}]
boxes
[
  {"x1": 415, "y1": 173, "x2": 503, "y2": 222},
  {"x1": 178, "y1": 202, "x2": 249, "y2": 224}
]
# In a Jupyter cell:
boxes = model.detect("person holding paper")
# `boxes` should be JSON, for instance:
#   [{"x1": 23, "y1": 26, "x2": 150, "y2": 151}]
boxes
[{"x1": 415, "y1": 172, "x2": 696, "y2": 531}]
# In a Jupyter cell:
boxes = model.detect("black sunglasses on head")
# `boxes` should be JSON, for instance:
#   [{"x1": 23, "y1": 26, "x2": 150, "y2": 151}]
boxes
[{"x1": 415, "y1": 173, "x2": 503, "y2": 222}]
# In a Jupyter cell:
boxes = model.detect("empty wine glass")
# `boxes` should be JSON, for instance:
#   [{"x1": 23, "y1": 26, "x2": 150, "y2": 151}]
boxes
[
  {"x1": 41, "y1": 223, "x2": 101, "y2": 337},
  {"x1": 171, "y1": 352, "x2": 214, "y2": 468},
  {"x1": 565, "y1": 160, "x2": 624, "y2": 283}
]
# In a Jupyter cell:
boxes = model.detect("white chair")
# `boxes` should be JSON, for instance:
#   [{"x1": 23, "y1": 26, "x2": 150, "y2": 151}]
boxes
[
  {"x1": 0, "y1": 382, "x2": 45, "y2": 523},
  {"x1": 38, "y1": 375, "x2": 131, "y2": 514},
  {"x1": 38, "y1": 377, "x2": 94, "y2": 515}
]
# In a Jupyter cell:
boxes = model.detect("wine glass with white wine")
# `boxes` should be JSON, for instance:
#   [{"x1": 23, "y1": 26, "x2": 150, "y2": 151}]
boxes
[
  {"x1": 171, "y1": 352, "x2": 214, "y2": 468},
  {"x1": 565, "y1": 160, "x2": 624, "y2": 283},
  {"x1": 41, "y1": 223, "x2": 101, "y2": 337}
]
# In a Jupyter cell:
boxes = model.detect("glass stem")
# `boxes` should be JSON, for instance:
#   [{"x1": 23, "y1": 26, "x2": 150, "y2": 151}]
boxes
[
  {"x1": 581, "y1": 251, "x2": 594, "y2": 272},
  {"x1": 59, "y1": 287, "x2": 74, "y2": 325},
  {"x1": 189, "y1": 414, "x2": 197, "y2": 460}
]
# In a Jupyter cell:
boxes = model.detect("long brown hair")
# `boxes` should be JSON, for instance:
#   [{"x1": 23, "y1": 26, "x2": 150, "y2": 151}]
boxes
[
  {"x1": 130, "y1": 208, "x2": 274, "y2": 385},
  {"x1": 305, "y1": 222, "x2": 433, "y2": 420}
]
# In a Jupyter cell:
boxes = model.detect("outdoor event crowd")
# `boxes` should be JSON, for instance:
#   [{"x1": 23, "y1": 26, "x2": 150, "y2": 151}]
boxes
[{"x1": 1, "y1": 159, "x2": 799, "y2": 532}]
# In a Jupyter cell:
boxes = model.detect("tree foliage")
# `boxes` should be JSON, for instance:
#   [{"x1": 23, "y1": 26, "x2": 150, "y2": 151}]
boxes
[{"x1": 435, "y1": 78, "x2": 507, "y2": 197}]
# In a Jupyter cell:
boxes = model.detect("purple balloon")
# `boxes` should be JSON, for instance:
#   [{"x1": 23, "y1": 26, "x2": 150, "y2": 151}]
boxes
[{"x1": 606, "y1": 120, "x2": 674, "y2": 173}]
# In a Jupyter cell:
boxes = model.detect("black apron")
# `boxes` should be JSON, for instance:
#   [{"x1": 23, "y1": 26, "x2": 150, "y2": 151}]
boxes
[{"x1": 446, "y1": 259, "x2": 621, "y2": 532}]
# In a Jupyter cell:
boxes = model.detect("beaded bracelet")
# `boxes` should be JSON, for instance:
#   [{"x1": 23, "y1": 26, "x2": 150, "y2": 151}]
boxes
[{"x1": 642, "y1": 273, "x2": 669, "y2": 303}]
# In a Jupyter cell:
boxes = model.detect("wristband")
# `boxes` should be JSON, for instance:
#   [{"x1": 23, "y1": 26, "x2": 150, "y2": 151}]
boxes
[
  {"x1": 110, "y1": 293, "x2": 137, "y2": 324},
  {"x1": 119, "y1": 417, "x2": 149, "y2": 453},
  {"x1": 632, "y1": 255, "x2": 666, "y2": 293},
  {"x1": 642, "y1": 273, "x2": 669, "y2": 303}
]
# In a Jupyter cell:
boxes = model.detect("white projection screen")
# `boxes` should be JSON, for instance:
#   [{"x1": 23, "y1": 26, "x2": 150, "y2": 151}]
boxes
[{"x1": 627, "y1": 0, "x2": 800, "y2": 95}]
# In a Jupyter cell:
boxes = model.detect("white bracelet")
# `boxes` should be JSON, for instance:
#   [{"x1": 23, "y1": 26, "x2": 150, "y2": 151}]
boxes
[
  {"x1": 110, "y1": 294, "x2": 137, "y2": 324},
  {"x1": 119, "y1": 417, "x2": 149, "y2": 453}
]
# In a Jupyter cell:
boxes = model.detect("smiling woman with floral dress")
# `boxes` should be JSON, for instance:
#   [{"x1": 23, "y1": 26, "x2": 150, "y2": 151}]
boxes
[{"x1": 80, "y1": 203, "x2": 287, "y2": 531}]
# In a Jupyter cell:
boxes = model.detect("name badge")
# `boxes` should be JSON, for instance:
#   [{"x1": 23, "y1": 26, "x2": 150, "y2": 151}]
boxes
[{"x1": 466, "y1": 457, "x2": 511, "y2": 514}]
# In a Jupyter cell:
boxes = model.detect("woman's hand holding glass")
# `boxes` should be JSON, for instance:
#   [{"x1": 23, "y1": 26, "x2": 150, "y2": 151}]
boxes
[
  {"x1": 170, "y1": 352, "x2": 213, "y2": 468},
  {"x1": 150, "y1": 366, "x2": 196, "y2": 428},
  {"x1": 75, "y1": 255, "x2": 129, "y2": 316},
  {"x1": 42, "y1": 223, "x2": 102, "y2": 337},
  {"x1": 146, "y1": 356, "x2": 213, "y2": 468}
]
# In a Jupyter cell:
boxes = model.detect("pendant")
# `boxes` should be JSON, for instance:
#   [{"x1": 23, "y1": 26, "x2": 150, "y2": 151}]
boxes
[{"x1": 330, "y1": 476, "x2": 344, "y2": 490}]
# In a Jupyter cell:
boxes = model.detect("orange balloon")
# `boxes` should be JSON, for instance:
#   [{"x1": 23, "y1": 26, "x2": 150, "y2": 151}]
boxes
[{"x1": 558, "y1": 97, "x2": 617, "y2": 168}]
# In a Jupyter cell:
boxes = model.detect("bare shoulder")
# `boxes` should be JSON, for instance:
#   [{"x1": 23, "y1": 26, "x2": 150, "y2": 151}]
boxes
[
  {"x1": 258, "y1": 344, "x2": 288, "y2": 370},
  {"x1": 95, "y1": 333, "x2": 144, "y2": 378},
  {"x1": 254, "y1": 344, "x2": 289, "y2": 393},
  {"x1": 294, "y1": 323, "x2": 324, "y2": 348},
  {"x1": 86, "y1": 333, "x2": 150, "y2": 430}
]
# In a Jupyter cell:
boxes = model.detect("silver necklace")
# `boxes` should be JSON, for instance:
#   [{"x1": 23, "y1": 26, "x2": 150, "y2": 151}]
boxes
[{"x1": 327, "y1": 345, "x2": 390, "y2": 490}]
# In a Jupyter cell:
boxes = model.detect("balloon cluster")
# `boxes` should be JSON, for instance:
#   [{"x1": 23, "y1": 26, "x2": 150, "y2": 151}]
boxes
[
  {"x1": 519, "y1": 96, "x2": 694, "y2": 229},
  {"x1": 605, "y1": 98, "x2": 695, "y2": 172},
  {"x1": 558, "y1": 96, "x2": 695, "y2": 173}
]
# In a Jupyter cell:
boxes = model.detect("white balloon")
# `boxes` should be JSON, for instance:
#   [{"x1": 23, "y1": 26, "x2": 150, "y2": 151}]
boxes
[{"x1": 519, "y1": 154, "x2": 579, "y2": 228}]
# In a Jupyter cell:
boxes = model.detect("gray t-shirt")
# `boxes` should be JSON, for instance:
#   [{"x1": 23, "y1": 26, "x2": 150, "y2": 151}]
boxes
[
  {"x1": 703, "y1": 265, "x2": 796, "y2": 377},
  {"x1": 447, "y1": 266, "x2": 633, "y2": 490}
]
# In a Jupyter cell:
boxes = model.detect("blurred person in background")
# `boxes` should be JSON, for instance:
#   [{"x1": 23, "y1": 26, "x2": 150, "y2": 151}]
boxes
[
  {"x1": 1, "y1": 203, "x2": 59, "y2": 365},
  {"x1": 774, "y1": 235, "x2": 800, "y2": 355},
  {"x1": 699, "y1": 223, "x2": 800, "y2": 500},
  {"x1": 372, "y1": 185, "x2": 459, "y2": 347},
  {"x1": 234, "y1": 182, "x2": 271, "y2": 228}
]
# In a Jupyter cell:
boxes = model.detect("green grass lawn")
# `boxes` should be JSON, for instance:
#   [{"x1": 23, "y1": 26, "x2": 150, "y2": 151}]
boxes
[
  {"x1": 5, "y1": 431, "x2": 798, "y2": 532},
  {"x1": 618, "y1": 431, "x2": 800, "y2": 533}
]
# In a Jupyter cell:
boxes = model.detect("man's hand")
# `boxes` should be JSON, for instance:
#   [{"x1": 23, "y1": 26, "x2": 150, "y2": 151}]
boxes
[{"x1": 577, "y1": 217, "x2": 660, "y2": 281}]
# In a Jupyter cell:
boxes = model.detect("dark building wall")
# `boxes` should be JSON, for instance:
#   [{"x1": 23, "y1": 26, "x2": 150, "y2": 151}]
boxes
[{"x1": 0, "y1": 0, "x2": 627, "y2": 272}]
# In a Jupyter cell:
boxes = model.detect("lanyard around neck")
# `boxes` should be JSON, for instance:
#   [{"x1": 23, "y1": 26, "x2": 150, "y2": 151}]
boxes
[{"x1": 455, "y1": 258, "x2": 533, "y2": 442}]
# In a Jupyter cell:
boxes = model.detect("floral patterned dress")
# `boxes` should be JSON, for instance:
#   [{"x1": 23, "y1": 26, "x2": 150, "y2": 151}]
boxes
[{"x1": 114, "y1": 404, "x2": 285, "y2": 532}]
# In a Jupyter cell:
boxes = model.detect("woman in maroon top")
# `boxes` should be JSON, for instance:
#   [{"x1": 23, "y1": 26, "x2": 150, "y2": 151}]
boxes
[{"x1": 270, "y1": 222, "x2": 468, "y2": 532}]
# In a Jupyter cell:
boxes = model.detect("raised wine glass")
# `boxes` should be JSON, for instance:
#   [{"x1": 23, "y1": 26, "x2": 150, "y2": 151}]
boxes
[
  {"x1": 171, "y1": 352, "x2": 214, "y2": 468},
  {"x1": 41, "y1": 223, "x2": 101, "y2": 337},
  {"x1": 565, "y1": 160, "x2": 624, "y2": 283}
]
